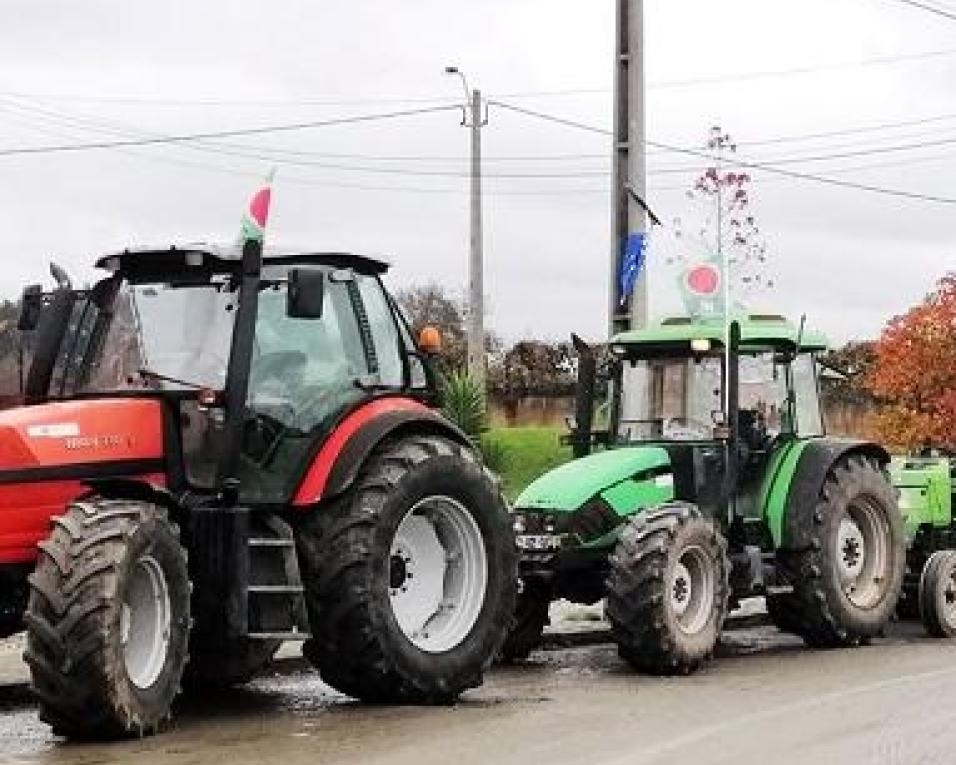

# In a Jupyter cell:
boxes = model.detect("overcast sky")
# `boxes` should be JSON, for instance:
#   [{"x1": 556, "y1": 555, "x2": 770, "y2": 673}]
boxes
[{"x1": 1, "y1": 0, "x2": 953, "y2": 345}]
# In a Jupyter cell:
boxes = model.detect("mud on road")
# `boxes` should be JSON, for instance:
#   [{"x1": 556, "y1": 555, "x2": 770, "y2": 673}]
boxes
[{"x1": 2, "y1": 623, "x2": 956, "y2": 765}]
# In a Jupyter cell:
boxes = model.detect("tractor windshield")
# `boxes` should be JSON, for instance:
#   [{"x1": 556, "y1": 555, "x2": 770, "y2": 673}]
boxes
[
  {"x1": 614, "y1": 349, "x2": 824, "y2": 443},
  {"x1": 80, "y1": 278, "x2": 235, "y2": 393},
  {"x1": 617, "y1": 355, "x2": 723, "y2": 441}
]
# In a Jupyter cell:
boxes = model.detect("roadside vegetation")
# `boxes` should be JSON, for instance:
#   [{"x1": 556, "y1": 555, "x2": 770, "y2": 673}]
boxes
[{"x1": 481, "y1": 427, "x2": 571, "y2": 501}]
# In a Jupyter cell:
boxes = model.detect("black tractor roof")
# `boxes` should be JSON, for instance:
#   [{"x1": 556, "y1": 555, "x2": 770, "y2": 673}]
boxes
[{"x1": 94, "y1": 243, "x2": 390, "y2": 283}]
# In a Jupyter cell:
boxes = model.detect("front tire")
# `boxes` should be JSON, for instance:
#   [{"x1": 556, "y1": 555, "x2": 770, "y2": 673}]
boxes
[
  {"x1": 24, "y1": 499, "x2": 191, "y2": 739},
  {"x1": 919, "y1": 550, "x2": 956, "y2": 638},
  {"x1": 607, "y1": 504, "x2": 729, "y2": 675},
  {"x1": 295, "y1": 435, "x2": 517, "y2": 703},
  {"x1": 773, "y1": 455, "x2": 904, "y2": 647},
  {"x1": 499, "y1": 579, "x2": 550, "y2": 662}
]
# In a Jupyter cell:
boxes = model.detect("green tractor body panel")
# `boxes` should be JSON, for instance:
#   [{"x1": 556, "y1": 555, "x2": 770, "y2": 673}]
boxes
[
  {"x1": 757, "y1": 438, "x2": 813, "y2": 546},
  {"x1": 890, "y1": 457, "x2": 953, "y2": 536},
  {"x1": 515, "y1": 446, "x2": 672, "y2": 514}
]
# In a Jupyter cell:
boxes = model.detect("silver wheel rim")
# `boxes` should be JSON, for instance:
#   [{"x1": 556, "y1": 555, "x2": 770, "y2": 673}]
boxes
[
  {"x1": 939, "y1": 563, "x2": 956, "y2": 625},
  {"x1": 389, "y1": 496, "x2": 488, "y2": 653},
  {"x1": 121, "y1": 555, "x2": 172, "y2": 690},
  {"x1": 837, "y1": 498, "x2": 890, "y2": 609},
  {"x1": 670, "y1": 545, "x2": 714, "y2": 634}
]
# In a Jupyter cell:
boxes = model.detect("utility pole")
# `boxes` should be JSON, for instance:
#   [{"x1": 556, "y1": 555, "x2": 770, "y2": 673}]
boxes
[
  {"x1": 446, "y1": 67, "x2": 486, "y2": 383},
  {"x1": 610, "y1": 0, "x2": 647, "y2": 335}
]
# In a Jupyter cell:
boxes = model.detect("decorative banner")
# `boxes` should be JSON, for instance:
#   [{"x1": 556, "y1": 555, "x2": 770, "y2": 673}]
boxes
[
  {"x1": 619, "y1": 232, "x2": 648, "y2": 305},
  {"x1": 678, "y1": 257, "x2": 724, "y2": 318},
  {"x1": 238, "y1": 168, "x2": 275, "y2": 244}
]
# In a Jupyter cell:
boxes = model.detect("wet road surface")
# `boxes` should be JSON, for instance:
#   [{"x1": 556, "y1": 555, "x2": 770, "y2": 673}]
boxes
[{"x1": 2, "y1": 623, "x2": 956, "y2": 765}]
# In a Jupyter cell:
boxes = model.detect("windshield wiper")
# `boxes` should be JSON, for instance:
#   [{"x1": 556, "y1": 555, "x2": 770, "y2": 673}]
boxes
[{"x1": 137, "y1": 368, "x2": 203, "y2": 389}]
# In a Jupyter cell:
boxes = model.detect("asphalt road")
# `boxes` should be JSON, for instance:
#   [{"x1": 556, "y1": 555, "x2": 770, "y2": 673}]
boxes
[{"x1": 2, "y1": 623, "x2": 956, "y2": 765}]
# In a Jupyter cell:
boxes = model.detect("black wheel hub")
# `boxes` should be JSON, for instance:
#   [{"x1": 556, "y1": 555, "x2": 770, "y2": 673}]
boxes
[
  {"x1": 842, "y1": 537, "x2": 861, "y2": 569},
  {"x1": 673, "y1": 578, "x2": 689, "y2": 603},
  {"x1": 389, "y1": 554, "x2": 409, "y2": 589}
]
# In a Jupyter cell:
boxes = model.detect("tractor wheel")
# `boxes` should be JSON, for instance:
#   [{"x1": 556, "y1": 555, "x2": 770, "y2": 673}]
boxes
[
  {"x1": 499, "y1": 579, "x2": 551, "y2": 662},
  {"x1": 295, "y1": 435, "x2": 517, "y2": 703},
  {"x1": 24, "y1": 499, "x2": 191, "y2": 739},
  {"x1": 766, "y1": 592, "x2": 803, "y2": 635},
  {"x1": 919, "y1": 550, "x2": 956, "y2": 638},
  {"x1": 184, "y1": 637, "x2": 280, "y2": 689},
  {"x1": 774, "y1": 455, "x2": 904, "y2": 648},
  {"x1": 606, "y1": 503, "x2": 730, "y2": 675}
]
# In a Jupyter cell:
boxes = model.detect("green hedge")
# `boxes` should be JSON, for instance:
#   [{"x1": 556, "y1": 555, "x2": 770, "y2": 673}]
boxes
[{"x1": 480, "y1": 427, "x2": 572, "y2": 501}]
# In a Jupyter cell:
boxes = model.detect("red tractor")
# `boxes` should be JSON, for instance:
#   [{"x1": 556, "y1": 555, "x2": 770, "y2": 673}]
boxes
[{"x1": 0, "y1": 242, "x2": 516, "y2": 739}]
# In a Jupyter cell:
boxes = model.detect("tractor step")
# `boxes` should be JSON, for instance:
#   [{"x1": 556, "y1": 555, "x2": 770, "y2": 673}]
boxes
[
  {"x1": 248, "y1": 584, "x2": 305, "y2": 595},
  {"x1": 248, "y1": 630, "x2": 310, "y2": 641},
  {"x1": 248, "y1": 537, "x2": 296, "y2": 548},
  {"x1": 244, "y1": 516, "x2": 310, "y2": 639},
  {"x1": 764, "y1": 585, "x2": 794, "y2": 596}
]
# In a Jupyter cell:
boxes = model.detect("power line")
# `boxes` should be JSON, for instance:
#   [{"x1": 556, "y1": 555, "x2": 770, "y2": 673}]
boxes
[
  {"x1": 489, "y1": 100, "x2": 956, "y2": 205},
  {"x1": 3, "y1": 45, "x2": 955, "y2": 111},
  {"x1": 735, "y1": 112, "x2": 956, "y2": 147},
  {"x1": 6, "y1": 96, "x2": 956, "y2": 188},
  {"x1": 0, "y1": 103, "x2": 462, "y2": 157},
  {"x1": 0, "y1": 104, "x2": 616, "y2": 198},
  {"x1": 649, "y1": 46, "x2": 956, "y2": 88},
  {"x1": 9, "y1": 92, "x2": 956, "y2": 171},
  {"x1": 889, "y1": 0, "x2": 956, "y2": 22},
  {"x1": 647, "y1": 134, "x2": 956, "y2": 174}
]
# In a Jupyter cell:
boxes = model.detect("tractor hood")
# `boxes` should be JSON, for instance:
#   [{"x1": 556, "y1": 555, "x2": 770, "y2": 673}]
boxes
[
  {"x1": 515, "y1": 446, "x2": 672, "y2": 513},
  {"x1": 0, "y1": 398, "x2": 165, "y2": 566},
  {"x1": 0, "y1": 398, "x2": 164, "y2": 473}
]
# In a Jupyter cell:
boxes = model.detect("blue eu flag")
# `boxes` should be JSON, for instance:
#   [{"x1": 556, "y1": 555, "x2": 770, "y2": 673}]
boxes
[{"x1": 619, "y1": 232, "x2": 647, "y2": 304}]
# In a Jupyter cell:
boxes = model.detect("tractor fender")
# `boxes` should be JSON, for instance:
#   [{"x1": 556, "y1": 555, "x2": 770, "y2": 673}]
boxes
[
  {"x1": 292, "y1": 399, "x2": 472, "y2": 507},
  {"x1": 779, "y1": 439, "x2": 891, "y2": 551},
  {"x1": 83, "y1": 477, "x2": 184, "y2": 523}
]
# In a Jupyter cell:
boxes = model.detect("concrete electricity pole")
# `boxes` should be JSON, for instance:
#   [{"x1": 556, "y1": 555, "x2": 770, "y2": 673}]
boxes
[
  {"x1": 610, "y1": 0, "x2": 648, "y2": 335},
  {"x1": 446, "y1": 66, "x2": 486, "y2": 382}
]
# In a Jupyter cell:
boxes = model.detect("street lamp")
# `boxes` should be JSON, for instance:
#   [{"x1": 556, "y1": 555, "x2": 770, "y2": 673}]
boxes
[
  {"x1": 444, "y1": 66, "x2": 471, "y2": 105},
  {"x1": 444, "y1": 66, "x2": 485, "y2": 384}
]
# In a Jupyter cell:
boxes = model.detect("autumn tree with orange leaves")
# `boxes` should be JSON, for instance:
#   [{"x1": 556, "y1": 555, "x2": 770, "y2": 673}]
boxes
[{"x1": 866, "y1": 273, "x2": 956, "y2": 451}]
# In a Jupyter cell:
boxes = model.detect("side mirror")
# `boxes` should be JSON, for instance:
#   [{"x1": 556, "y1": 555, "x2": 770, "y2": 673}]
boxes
[
  {"x1": 418, "y1": 326, "x2": 442, "y2": 355},
  {"x1": 17, "y1": 284, "x2": 43, "y2": 331},
  {"x1": 286, "y1": 268, "x2": 325, "y2": 319}
]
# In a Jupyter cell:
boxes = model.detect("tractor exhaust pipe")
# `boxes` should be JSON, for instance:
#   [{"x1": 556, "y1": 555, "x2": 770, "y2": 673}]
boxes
[
  {"x1": 217, "y1": 239, "x2": 263, "y2": 499},
  {"x1": 571, "y1": 333, "x2": 596, "y2": 458}
]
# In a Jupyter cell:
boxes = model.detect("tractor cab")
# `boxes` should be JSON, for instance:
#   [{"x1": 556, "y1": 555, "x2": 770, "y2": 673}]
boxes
[
  {"x1": 20, "y1": 243, "x2": 434, "y2": 503},
  {"x1": 603, "y1": 314, "x2": 829, "y2": 518}
]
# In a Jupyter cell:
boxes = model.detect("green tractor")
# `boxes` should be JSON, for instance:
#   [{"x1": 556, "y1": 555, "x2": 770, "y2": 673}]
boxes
[
  {"x1": 504, "y1": 313, "x2": 905, "y2": 672},
  {"x1": 890, "y1": 450, "x2": 956, "y2": 636}
]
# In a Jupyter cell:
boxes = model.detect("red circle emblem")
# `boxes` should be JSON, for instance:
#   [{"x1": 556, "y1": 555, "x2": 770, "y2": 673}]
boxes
[{"x1": 686, "y1": 264, "x2": 719, "y2": 295}]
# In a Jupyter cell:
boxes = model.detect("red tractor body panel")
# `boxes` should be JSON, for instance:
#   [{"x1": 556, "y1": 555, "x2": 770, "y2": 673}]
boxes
[{"x1": 0, "y1": 398, "x2": 165, "y2": 565}]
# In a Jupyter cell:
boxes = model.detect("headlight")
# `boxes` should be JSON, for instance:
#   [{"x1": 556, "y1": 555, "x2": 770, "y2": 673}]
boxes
[{"x1": 512, "y1": 514, "x2": 527, "y2": 535}]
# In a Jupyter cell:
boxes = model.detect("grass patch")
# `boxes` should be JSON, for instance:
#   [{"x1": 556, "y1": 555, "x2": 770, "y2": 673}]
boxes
[{"x1": 481, "y1": 426, "x2": 572, "y2": 501}]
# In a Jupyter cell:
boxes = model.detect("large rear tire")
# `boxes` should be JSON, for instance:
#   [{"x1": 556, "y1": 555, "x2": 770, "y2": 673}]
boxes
[
  {"x1": 607, "y1": 503, "x2": 729, "y2": 675},
  {"x1": 24, "y1": 499, "x2": 191, "y2": 739},
  {"x1": 295, "y1": 435, "x2": 517, "y2": 703},
  {"x1": 773, "y1": 455, "x2": 904, "y2": 647}
]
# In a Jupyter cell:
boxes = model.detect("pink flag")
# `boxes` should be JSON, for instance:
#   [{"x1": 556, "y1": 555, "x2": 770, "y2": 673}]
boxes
[{"x1": 238, "y1": 169, "x2": 275, "y2": 244}]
